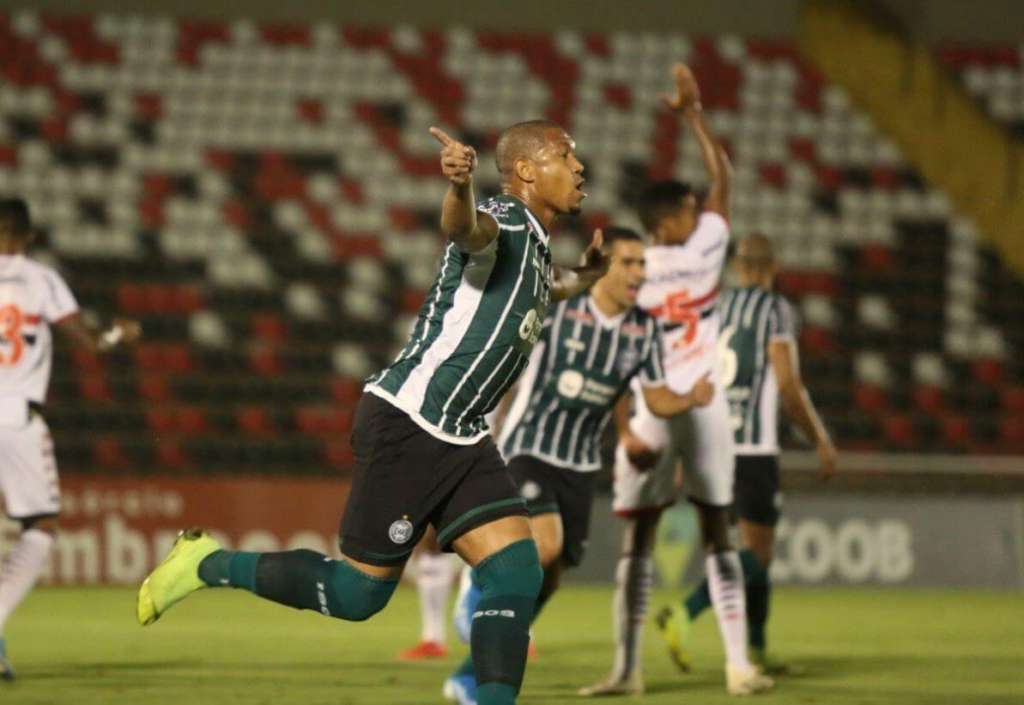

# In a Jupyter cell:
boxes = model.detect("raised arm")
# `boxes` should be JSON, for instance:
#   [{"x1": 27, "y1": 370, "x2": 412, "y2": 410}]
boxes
[
  {"x1": 550, "y1": 228, "x2": 610, "y2": 302},
  {"x1": 768, "y1": 338, "x2": 837, "y2": 478},
  {"x1": 429, "y1": 126, "x2": 498, "y2": 254},
  {"x1": 57, "y1": 314, "x2": 141, "y2": 355},
  {"x1": 662, "y1": 64, "x2": 731, "y2": 217}
]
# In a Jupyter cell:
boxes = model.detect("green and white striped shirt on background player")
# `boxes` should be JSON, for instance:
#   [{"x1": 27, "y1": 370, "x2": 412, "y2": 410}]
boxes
[
  {"x1": 498, "y1": 294, "x2": 665, "y2": 471},
  {"x1": 718, "y1": 285, "x2": 798, "y2": 455},
  {"x1": 366, "y1": 194, "x2": 552, "y2": 444}
]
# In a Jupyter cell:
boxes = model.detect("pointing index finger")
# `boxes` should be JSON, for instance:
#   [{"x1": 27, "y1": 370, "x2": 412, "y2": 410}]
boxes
[{"x1": 429, "y1": 126, "x2": 454, "y2": 147}]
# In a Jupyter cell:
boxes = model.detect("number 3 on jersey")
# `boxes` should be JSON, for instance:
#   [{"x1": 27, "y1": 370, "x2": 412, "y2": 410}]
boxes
[{"x1": 0, "y1": 304, "x2": 25, "y2": 366}]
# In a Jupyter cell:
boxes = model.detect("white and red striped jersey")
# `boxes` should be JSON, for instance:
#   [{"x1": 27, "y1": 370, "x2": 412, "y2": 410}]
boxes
[
  {"x1": 0, "y1": 255, "x2": 79, "y2": 403},
  {"x1": 637, "y1": 211, "x2": 729, "y2": 392}
]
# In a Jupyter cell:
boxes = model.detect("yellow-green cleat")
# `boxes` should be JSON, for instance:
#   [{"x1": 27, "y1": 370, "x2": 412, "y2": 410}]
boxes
[
  {"x1": 655, "y1": 604, "x2": 693, "y2": 672},
  {"x1": 137, "y1": 527, "x2": 221, "y2": 626}
]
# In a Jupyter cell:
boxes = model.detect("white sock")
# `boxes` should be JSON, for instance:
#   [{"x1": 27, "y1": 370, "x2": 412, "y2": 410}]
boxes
[
  {"x1": 0, "y1": 529, "x2": 55, "y2": 635},
  {"x1": 611, "y1": 554, "x2": 654, "y2": 679},
  {"x1": 416, "y1": 552, "x2": 453, "y2": 643},
  {"x1": 706, "y1": 550, "x2": 751, "y2": 669}
]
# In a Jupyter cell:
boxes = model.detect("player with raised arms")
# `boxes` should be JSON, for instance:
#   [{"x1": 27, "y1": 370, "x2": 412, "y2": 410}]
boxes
[
  {"x1": 136, "y1": 120, "x2": 608, "y2": 705},
  {"x1": 657, "y1": 233, "x2": 838, "y2": 674},
  {"x1": 0, "y1": 198, "x2": 141, "y2": 679},
  {"x1": 582, "y1": 64, "x2": 773, "y2": 696},
  {"x1": 444, "y1": 226, "x2": 715, "y2": 703}
]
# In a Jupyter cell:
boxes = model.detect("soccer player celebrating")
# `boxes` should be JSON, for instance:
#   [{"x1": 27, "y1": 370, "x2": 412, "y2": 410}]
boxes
[
  {"x1": 444, "y1": 227, "x2": 715, "y2": 703},
  {"x1": 136, "y1": 120, "x2": 608, "y2": 705},
  {"x1": 0, "y1": 198, "x2": 140, "y2": 679},
  {"x1": 657, "y1": 233, "x2": 838, "y2": 674},
  {"x1": 581, "y1": 64, "x2": 772, "y2": 696}
]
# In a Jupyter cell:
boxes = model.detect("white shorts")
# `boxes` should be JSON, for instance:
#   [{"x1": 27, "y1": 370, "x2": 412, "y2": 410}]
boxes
[
  {"x1": 613, "y1": 378, "x2": 735, "y2": 514},
  {"x1": 0, "y1": 414, "x2": 61, "y2": 519}
]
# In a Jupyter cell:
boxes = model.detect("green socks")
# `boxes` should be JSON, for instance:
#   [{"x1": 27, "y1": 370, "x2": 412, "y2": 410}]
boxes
[{"x1": 198, "y1": 548, "x2": 397, "y2": 621}]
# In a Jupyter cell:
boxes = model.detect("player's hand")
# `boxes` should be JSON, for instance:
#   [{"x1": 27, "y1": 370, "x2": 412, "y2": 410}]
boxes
[
  {"x1": 816, "y1": 439, "x2": 838, "y2": 479},
  {"x1": 623, "y1": 432, "x2": 659, "y2": 472},
  {"x1": 429, "y1": 126, "x2": 477, "y2": 186},
  {"x1": 661, "y1": 63, "x2": 702, "y2": 114},
  {"x1": 689, "y1": 374, "x2": 714, "y2": 407},
  {"x1": 576, "y1": 228, "x2": 611, "y2": 280},
  {"x1": 113, "y1": 317, "x2": 142, "y2": 345}
]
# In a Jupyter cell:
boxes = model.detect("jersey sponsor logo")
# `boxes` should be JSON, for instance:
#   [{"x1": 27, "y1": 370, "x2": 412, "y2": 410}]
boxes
[
  {"x1": 564, "y1": 338, "x2": 586, "y2": 352},
  {"x1": 556, "y1": 370, "x2": 585, "y2": 399},
  {"x1": 477, "y1": 199, "x2": 514, "y2": 220},
  {"x1": 388, "y1": 519, "x2": 414, "y2": 545},
  {"x1": 556, "y1": 370, "x2": 617, "y2": 406},
  {"x1": 518, "y1": 307, "x2": 544, "y2": 345}
]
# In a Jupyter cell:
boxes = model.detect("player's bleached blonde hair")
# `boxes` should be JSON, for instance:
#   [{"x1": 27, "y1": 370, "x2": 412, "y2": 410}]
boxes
[{"x1": 736, "y1": 233, "x2": 776, "y2": 274}]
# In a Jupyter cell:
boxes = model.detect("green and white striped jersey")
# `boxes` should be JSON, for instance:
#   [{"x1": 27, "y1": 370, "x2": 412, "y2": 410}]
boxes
[
  {"x1": 717, "y1": 286, "x2": 798, "y2": 455},
  {"x1": 366, "y1": 195, "x2": 552, "y2": 445},
  {"x1": 498, "y1": 294, "x2": 665, "y2": 472}
]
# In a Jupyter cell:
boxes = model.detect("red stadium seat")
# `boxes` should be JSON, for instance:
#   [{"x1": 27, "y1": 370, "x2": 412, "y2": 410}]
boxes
[
  {"x1": 93, "y1": 436, "x2": 131, "y2": 471},
  {"x1": 156, "y1": 439, "x2": 190, "y2": 468},
  {"x1": 882, "y1": 414, "x2": 916, "y2": 449},
  {"x1": 138, "y1": 375, "x2": 173, "y2": 403},
  {"x1": 1001, "y1": 386, "x2": 1024, "y2": 415},
  {"x1": 999, "y1": 417, "x2": 1024, "y2": 452},
  {"x1": 79, "y1": 375, "x2": 113, "y2": 403},
  {"x1": 853, "y1": 383, "x2": 889, "y2": 414},
  {"x1": 251, "y1": 314, "x2": 289, "y2": 343},
  {"x1": 971, "y1": 358, "x2": 1005, "y2": 387},
  {"x1": 248, "y1": 346, "x2": 283, "y2": 376},
  {"x1": 329, "y1": 377, "x2": 362, "y2": 406},
  {"x1": 912, "y1": 385, "x2": 945, "y2": 416},
  {"x1": 323, "y1": 439, "x2": 354, "y2": 467},
  {"x1": 236, "y1": 406, "x2": 277, "y2": 436},
  {"x1": 939, "y1": 413, "x2": 973, "y2": 450}
]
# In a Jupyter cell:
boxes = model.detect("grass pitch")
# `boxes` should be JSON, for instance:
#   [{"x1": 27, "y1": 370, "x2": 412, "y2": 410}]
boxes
[{"x1": 4, "y1": 584, "x2": 1022, "y2": 704}]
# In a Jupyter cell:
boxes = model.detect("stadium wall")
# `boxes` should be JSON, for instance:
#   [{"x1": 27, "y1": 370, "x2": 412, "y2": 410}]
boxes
[
  {"x1": 576, "y1": 495, "x2": 1024, "y2": 590},
  {"x1": 4, "y1": 473, "x2": 1021, "y2": 590}
]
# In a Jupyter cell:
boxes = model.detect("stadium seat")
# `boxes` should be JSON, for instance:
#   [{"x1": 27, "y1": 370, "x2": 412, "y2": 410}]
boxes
[{"x1": 1, "y1": 9, "x2": 1020, "y2": 467}]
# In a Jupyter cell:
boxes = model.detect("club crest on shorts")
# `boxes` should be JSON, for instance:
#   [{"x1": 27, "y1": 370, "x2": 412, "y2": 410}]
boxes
[
  {"x1": 388, "y1": 519, "x2": 414, "y2": 544},
  {"x1": 520, "y1": 480, "x2": 541, "y2": 501}
]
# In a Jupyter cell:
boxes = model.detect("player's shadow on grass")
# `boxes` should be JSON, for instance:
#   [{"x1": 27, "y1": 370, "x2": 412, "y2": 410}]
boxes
[
  {"x1": 28, "y1": 660, "x2": 206, "y2": 677},
  {"x1": 798, "y1": 653, "x2": 1024, "y2": 678}
]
